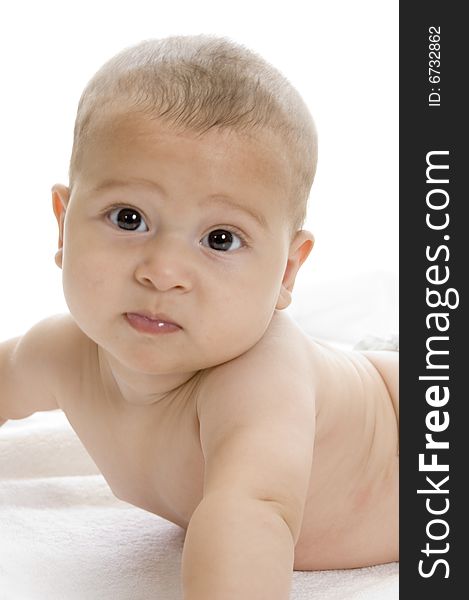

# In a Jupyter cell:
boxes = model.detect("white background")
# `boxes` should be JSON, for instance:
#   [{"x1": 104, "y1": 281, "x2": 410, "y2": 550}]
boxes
[{"x1": 0, "y1": 0, "x2": 398, "y2": 339}]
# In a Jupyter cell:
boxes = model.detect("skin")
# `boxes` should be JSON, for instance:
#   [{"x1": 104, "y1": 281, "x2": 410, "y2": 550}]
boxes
[
  {"x1": 16, "y1": 112, "x2": 399, "y2": 597},
  {"x1": 52, "y1": 113, "x2": 314, "y2": 405}
]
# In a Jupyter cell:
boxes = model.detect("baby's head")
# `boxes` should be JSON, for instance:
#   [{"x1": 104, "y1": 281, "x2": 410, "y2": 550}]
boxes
[
  {"x1": 69, "y1": 35, "x2": 317, "y2": 236},
  {"x1": 52, "y1": 35, "x2": 318, "y2": 376}
]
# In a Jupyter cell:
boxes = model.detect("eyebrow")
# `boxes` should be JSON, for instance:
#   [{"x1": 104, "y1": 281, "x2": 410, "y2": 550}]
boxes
[{"x1": 90, "y1": 178, "x2": 269, "y2": 230}]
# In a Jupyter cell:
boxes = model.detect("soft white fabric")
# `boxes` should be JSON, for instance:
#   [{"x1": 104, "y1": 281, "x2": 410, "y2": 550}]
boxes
[
  {"x1": 0, "y1": 412, "x2": 398, "y2": 599},
  {"x1": 0, "y1": 272, "x2": 399, "y2": 599}
]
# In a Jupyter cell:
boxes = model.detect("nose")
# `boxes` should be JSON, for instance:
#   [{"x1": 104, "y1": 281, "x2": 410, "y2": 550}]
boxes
[{"x1": 133, "y1": 235, "x2": 194, "y2": 292}]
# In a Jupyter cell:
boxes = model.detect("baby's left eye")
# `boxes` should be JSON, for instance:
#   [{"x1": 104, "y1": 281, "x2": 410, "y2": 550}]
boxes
[
  {"x1": 200, "y1": 229, "x2": 243, "y2": 252},
  {"x1": 108, "y1": 207, "x2": 149, "y2": 232}
]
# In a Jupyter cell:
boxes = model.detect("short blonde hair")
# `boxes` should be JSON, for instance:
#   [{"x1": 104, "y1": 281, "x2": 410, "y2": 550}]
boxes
[{"x1": 69, "y1": 35, "x2": 317, "y2": 233}]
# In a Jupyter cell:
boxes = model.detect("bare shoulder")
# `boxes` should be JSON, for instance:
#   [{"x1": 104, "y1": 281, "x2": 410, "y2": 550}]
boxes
[
  {"x1": 198, "y1": 309, "x2": 316, "y2": 408},
  {"x1": 32, "y1": 312, "x2": 91, "y2": 368},
  {"x1": 0, "y1": 313, "x2": 92, "y2": 420},
  {"x1": 41, "y1": 313, "x2": 95, "y2": 404},
  {"x1": 195, "y1": 311, "x2": 317, "y2": 536}
]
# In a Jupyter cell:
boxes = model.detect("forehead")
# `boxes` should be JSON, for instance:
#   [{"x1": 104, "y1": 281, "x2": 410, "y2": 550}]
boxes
[{"x1": 77, "y1": 110, "x2": 293, "y2": 204}]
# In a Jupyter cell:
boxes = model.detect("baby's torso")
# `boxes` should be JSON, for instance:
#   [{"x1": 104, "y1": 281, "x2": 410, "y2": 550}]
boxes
[
  {"x1": 55, "y1": 312, "x2": 398, "y2": 570},
  {"x1": 56, "y1": 339, "x2": 206, "y2": 527}
]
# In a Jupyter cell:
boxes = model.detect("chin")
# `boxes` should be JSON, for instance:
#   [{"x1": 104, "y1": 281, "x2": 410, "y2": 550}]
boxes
[{"x1": 119, "y1": 345, "x2": 209, "y2": 375}]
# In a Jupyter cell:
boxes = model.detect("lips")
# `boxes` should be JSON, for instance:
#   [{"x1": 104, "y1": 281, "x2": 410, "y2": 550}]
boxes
[
  {"x1": 125, "y1": 311, "x2": 182, "y2": 334},
  {"x1": 127, "y1": 310, "x2": 180, "y2": 327}
]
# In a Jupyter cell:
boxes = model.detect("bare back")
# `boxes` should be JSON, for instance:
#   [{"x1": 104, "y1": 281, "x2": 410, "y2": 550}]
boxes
[{"x1": 49, "y1": 311, "x2": 398, "y2": 570}]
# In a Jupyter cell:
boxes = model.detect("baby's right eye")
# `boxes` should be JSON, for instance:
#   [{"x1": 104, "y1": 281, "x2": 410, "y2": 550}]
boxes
[{"x1": 108, "y1": 207, "x2": 149, "y2": 232}]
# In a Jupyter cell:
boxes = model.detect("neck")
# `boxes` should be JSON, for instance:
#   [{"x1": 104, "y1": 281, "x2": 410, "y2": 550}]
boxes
[{"x1": 97, "y1": 345, "x2": 199, "y2": 407}]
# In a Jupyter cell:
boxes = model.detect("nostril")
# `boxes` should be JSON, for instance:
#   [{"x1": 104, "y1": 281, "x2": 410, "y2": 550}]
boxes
[{"x1": 134, "y1": 262, "x2": 192, "y2": 292}]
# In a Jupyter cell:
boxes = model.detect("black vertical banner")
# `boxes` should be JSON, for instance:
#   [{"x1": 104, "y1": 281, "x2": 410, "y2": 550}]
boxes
[{"x1": 400, "y1": 2, "x2": 467, "y2": 597}]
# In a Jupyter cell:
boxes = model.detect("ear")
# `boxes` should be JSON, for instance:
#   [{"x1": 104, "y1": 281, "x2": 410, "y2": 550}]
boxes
[
  {"x1": 51, "y1": 184, "x2": 71, "y2": 269},
  {"x1": 276, "y1": 230, "x2": 314, "y2": 310}
]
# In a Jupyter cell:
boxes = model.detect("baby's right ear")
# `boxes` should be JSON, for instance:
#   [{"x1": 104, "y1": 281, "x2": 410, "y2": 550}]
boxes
[{"x1": 51, "y1": 184, "x2": 70, "y2": 269}]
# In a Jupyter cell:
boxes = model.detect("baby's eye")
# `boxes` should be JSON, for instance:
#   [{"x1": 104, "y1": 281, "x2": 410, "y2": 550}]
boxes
[
  {"x1": 108, "y1": 207, "x2": 149, "y2": 232},
  {"x1": 201, "y1": 229, "x2": 244, "y2": 252}
]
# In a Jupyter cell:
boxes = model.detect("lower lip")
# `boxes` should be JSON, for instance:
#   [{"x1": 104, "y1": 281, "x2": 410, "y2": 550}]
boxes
[{"x1": 125, "y1": 313, "x2": 182, "y2": 335}]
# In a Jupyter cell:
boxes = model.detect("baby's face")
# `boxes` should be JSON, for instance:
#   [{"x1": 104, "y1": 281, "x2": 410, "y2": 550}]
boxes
[{"x1": 53, "y1": 113, "x2": 302, "y2": 375}]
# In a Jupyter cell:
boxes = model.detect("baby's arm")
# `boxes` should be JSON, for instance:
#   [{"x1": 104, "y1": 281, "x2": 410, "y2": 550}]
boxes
[
  {"x1": 0, "y1": 316, "x2": 68, "y2": 424},
  {"x1": 182, "y1": 355, "x2": 316, "y2": 600}
]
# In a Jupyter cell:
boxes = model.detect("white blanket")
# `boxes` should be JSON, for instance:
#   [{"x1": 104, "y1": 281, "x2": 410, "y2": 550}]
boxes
[
  {"x1": 0, "y1": 272, "x2": 398, "y2": 599},
  {"x1": 0, "y1": 412, "x2": 397, "y2": 600}
]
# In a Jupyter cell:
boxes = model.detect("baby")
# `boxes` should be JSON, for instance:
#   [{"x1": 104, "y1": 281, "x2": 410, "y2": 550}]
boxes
[{"x1": 0, "y1": 35, "x2": 398, "y2": 599}]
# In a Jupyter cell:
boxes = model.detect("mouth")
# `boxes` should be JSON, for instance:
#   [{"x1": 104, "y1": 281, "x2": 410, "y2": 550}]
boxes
[{"x1": 125, "y1": 312, "x2": 182, "y2": 334}]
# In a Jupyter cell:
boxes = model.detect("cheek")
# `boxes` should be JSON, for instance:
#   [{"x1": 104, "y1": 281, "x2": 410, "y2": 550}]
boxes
[
  {"x1": 62, "y1": 236, "x2": 116, "y2": 301},
  {"x1": 210, "y1": 262, "x2": 280, "y2": 325},
  {"x1": 244, "y1": 251, "x2": 286, "y2": 296}
]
